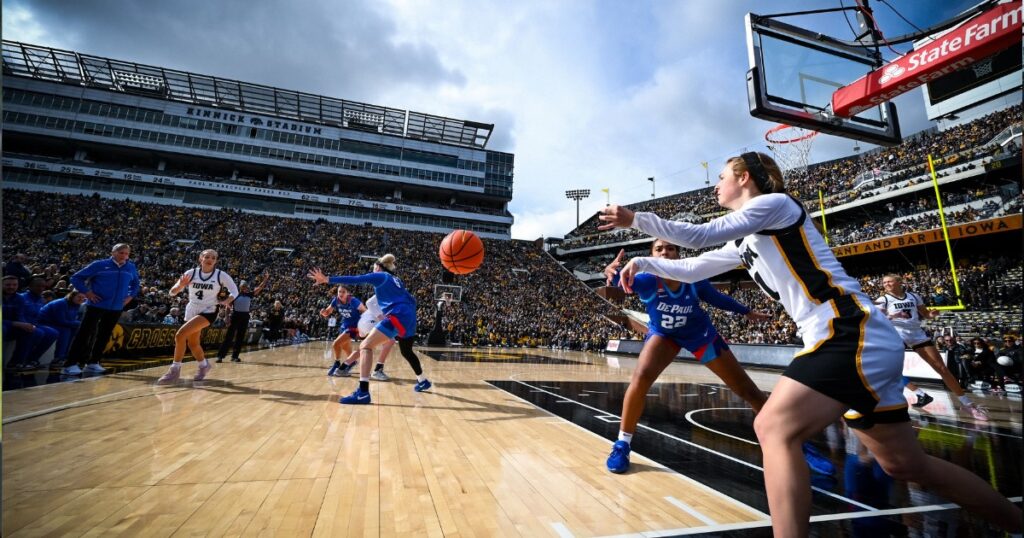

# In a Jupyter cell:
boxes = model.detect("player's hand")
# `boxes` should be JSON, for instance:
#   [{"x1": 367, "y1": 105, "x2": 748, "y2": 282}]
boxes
[
  {"x1": 618, "y1": 258, "x2": 641, "y2": 293},
  {"x1": 597, "y1": 205, "x2": 635, "y2": 231},
  {"x1": 319, "y1": 307, "x2": 331, "y2": 318},
  {"x1": 745, "y1": 311, "x2": 771, "y2": 322},
  {"x1": 307, "y1": 268, "x2": 328, "y2": 284},
  {"x1": 12, "y1": 321, "x2": 35, "y2": 332},
  {"x1": 123, "y1": 297, "x2": 132, "y2": 306},
  {"x1": 604, "y1": 249, "x2": 626, "y2": 286},
  {"x1": 84, "y1": 290, "x2": 101, "y2": 303},
  {"x1": 180, "y1": 273, "x2": 193, "y2": 287}
]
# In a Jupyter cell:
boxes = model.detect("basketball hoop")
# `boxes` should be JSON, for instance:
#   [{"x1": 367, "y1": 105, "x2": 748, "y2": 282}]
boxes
[{"x1": 765, "y1": 124, "x2": 818, "y2": 181}]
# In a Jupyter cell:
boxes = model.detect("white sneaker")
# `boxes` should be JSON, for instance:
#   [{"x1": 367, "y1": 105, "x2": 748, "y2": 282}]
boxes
[
  {"x1": 157, "y1": 367, "x2": 181, "y2": 385},
  {"x1": 193, "y1": 362, "x2": 212, "y2": 381},
  {"x1": 371, "y1": 370, "x2": 390, "y2": 381},
  {"x1": 61, "y1": 364, "x2": 83, "y2": 376},
  {"x1": 83, "y1": 363, "x2": 107, "y2": 374},
  {"x1": 966, "y1": 403, "x2": 990, "y2": 421}
]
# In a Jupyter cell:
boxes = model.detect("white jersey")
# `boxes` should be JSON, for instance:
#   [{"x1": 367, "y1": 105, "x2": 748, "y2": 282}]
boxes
[
  {"x1": 631, "y1": 194, "x2": 870, "y2": 342},
  {"x1": 358, "y1": 295, "x2": 385, "y2": 337},
  {"x1": 874, "y1": 291, "x2": 930, "y2": 346},
  {"x1": 873, "y1": 292, "x2": 924, "y2": 330},
  {"x1": 182, "y1": 267, "x2": 238, "y2": 314},
  {"x1": 629, "y1": 193, "x2": 908, "y2": 414}
]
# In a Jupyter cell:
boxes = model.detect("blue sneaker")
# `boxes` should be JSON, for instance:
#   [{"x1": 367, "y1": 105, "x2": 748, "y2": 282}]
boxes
[
  {"x1": 802, "y1": 442, "x2": 836, "y2": 476},
  {"x1": 414, "y1": 379, "x2": 432, "y2": 392},
  {"x1": 606, "y1": 440, "x2": 631, "y2": 473},
  {"x1": 327, "y1": 362, "x2": 340, "y2": 377},
  {"x1": 339, "y1": 389, "x2": 371, "y2": 405}
]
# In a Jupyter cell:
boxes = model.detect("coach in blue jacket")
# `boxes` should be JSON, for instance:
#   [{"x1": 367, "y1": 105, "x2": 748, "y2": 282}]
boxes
[{"x1": 63, "y1": 243, "x2": 140, "y2": 376}]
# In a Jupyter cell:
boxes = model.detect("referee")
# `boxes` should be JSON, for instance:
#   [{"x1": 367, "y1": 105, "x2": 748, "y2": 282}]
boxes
[{"x1": 216, "y1": 273, "x2": 269, "y2": 363}]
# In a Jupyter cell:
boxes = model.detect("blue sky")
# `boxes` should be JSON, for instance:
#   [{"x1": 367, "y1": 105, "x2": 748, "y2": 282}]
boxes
[{"x1": 2, "y1": 0, "x2": 983, "y2": 239}]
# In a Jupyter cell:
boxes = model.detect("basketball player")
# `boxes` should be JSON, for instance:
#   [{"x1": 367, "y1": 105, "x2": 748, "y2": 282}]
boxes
[
  {"x1": 325, "y1": 294, "x2": 395, "y2": 381},
  {"x1": 319, "y1": 285, "x2": 365, "y2": 376},
  {"x1": 603, "y1": 240, "x2": 835, "y2": 477},
  {"x1": 307, "y1": 253, "x2": 430, "y2": 404},
  {"x1": 874, "y1": 274, "x2": 986, "y2": 419},
  {"x1": 157, "y1": 249, "x2": 238, "y2": 384},
  {"x1": 598, "y1": 153, "x2": 1021, "y2": 535}
]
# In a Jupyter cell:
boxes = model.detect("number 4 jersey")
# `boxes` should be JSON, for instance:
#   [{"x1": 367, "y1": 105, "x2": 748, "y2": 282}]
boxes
[{"x1": 183, "y1": 267, "x2": 239, "y2": 314}]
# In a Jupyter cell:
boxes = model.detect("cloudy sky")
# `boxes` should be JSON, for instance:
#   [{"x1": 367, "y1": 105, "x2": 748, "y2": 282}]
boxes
[{"x1": 3, "y1": 0, "x2": 979, "y2": 239}]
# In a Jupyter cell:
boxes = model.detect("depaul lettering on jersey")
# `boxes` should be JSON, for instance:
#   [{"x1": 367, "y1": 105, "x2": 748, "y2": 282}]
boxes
[{"x1": 656, "y1": 303, "x2": 694, "y2": 315}]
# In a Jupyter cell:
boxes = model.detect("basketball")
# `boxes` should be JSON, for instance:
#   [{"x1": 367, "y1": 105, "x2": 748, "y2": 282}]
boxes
[
  {"x1": 439, "y1": 229, "x2": 484, "y2": 274},
  {"x1": 997, "y1": 356, "x2": 1013, "y2": 368}
]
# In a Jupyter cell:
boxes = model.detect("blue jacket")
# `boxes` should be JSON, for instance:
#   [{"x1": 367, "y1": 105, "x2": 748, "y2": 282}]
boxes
[
  {"x1": 2, "y1": 292, "x2": 27, "y2": 338},
  {"x1": 17, "y1": 290, "x2": 48, "y2": 325},
  {"x1": 70, "y1": 258, "x2": 140, "y2": 311},
  {"x1": 38, "y1": 298, "x2": 82, "y2": 329}
]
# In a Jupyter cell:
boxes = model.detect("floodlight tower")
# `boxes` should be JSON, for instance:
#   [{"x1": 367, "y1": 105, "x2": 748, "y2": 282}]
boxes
[{"x1": 565, "y1": 189, "x2": 591, "y2": 229}]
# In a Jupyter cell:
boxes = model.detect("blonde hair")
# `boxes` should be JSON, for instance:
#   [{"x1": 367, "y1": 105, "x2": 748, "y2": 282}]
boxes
[
  {"x1": 377, "y1": 254, "x2": 397, "y2": 272},
  {"x1": 882, "y1": 274, "x2": 902, "y2": 283},
  {"x1": 200, "y1": 249, "x2": 218, "y2": 258},
  {"x1": 726, "y1": 152, "x2": 785, "y2": 194}
]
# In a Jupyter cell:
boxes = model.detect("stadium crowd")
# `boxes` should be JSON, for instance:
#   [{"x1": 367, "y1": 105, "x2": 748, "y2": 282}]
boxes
[{"x1": 2, "y1": 189, "x2": 628, "y2": 367}]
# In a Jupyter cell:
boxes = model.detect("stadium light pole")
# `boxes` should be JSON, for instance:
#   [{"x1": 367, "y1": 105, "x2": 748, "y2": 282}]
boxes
[
  {"x1": 648, "y1": 177, "x2": 655, "y2": 198},
  {"x1": 565, "y1": 189, "x2": 590, "y2": 229}
]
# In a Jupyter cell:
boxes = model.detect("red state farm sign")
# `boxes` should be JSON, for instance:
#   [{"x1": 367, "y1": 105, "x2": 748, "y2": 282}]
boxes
[{"x1": 832, "y1": 1, "x2": 1022, "y2": 117}]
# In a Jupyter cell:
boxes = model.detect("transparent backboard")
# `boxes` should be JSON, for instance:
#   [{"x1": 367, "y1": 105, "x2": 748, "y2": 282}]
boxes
[
  {"x1": 433, "y1": 284, "x2": 463, "y2": 303},
  {"x1": 746, "y1": 14, "x2": 902, "y2": 146}
]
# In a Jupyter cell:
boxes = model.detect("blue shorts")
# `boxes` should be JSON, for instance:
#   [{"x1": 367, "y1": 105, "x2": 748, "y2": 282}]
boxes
[
  {"x1": 338, "y1": 326, "x2": 359, "y2": 338},
  {"x1": 646, "y1": 327, "x2": 729, "y2": 364},
  {"x1": 375, "y1": 307, "x2": 417, "y2": 339}
]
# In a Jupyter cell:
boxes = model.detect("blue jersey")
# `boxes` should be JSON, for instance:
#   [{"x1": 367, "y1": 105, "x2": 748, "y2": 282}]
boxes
[
  {"x1": 330, "y1": 296, "x2": 363, "y2": 328},
  {"x1": 627, "y1": 273, "x2": 749, "y2": 339},
  {"x1": 328, "y1": 272, "x2": 416, "y2": 315}
]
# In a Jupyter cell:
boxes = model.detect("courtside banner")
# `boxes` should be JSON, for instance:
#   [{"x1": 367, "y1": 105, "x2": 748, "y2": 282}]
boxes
[
  {"x1": 831, "y1": 214, "x2": 1022, "y2": 257},
  {"x1": 832, "y1": 1, "x2": 1022, "y2": 117}
]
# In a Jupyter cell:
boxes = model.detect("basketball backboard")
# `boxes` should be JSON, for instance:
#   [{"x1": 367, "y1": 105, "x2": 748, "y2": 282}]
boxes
[{"x1": 746, "y1": 13, "x2": 903, "y2": 146}]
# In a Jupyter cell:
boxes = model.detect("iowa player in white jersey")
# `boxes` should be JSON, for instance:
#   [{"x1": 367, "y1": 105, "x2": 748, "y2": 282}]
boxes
[
  {"x1": 157, "y1": 249, "x2": 239, "y2": 385},
  {"x1": 599, "y1": 152, "x2": 1021, "y2": 536},
  {"x1": 875, "y1": 274, "x2": 984, "y2": 418}
]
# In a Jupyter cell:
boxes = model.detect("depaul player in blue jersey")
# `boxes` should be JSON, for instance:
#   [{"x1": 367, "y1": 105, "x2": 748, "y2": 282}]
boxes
[
  {"x1": 604, "y1": 239, "x2": 835, "y2": 477},
  {"x1": 319, "y1": 285, "x2": 365, "y2": 377},
  {"x1": 308, "y1": 253, "x2": 431, "y2": 404}
]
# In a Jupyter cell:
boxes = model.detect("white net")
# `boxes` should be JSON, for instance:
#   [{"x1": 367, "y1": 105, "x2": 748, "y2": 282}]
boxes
[{"x1": 765, "y1": 124, "x2": 818, "y2": 182}]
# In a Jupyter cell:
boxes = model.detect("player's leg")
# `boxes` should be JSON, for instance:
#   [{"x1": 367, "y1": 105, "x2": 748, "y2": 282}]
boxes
[
  {"x1": 159, "y1": 315, "x2": 210, "y2": 384},
  {"x1": 853, "y1": 421, "x2": 1023, "y2": 532},
  {"x1": 753, "y1": 377, "x2": 848, "y2": 537},
  {"x1": 339, "y1": 328, "x2": 389, "y2": 404},
  {"x1": 607, "y1": 335, "x2": 679, "y2": 473},
  {"x1": 702, "y1": 347, "x2": 767, "y2": 412},
  {"x1": 371, "y1": 339, "x2": 394, "y2": 381}
]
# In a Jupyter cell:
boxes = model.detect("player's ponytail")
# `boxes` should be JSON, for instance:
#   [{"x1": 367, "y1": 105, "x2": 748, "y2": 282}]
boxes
[{"x1": 376, "y1": 254, "x2": 397, "y2": 273}]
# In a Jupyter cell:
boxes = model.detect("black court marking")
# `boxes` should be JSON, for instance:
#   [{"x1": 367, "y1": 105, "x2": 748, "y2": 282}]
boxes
[
  {"x1": 424, "y1": 350, "x2": 579, "y2": 365},
  {"x1": 488, "y1": 379, "x2": 1023, "y2": 532}
]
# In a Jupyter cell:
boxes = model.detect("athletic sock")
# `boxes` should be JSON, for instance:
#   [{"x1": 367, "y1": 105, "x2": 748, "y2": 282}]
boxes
[
  {"x1": 198, "y1": 359, "x2": 209, "y2": 367},
  {"x1": 170, "y1": 362, "x2": 182, "y2": 370},
  {"x1": 914, "y1": 388, "x2": 927, "y2": 397},
  {"x1": 618, "y1": 431, "x2": 633, "y2": 444},
  {"x1": 416, "y1": 374, "x2": 427, "y2": 383},
  {"x1": 374, "y1": 363, "x2": 384, "y2": 372},
  {"x1": 359, "y1": 380, "x2": 370, "y2": 392},
  {"x1": 958, "y1": 394, "x2": 973, "y2": 406}
]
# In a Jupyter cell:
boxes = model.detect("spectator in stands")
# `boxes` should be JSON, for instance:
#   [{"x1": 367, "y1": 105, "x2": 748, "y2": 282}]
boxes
[
  {"x1": 4, "y1": 253, "x2": 32, "y2": 289},
  {"x1": 995, "y1": 335, "x2": 1021, "y2": 385},
  {"x1": 965, "y1": 337, "x2": 999, "y2": 390},
  {"x1": 9, "y1": 275, "x2": 60, "y2": 370},
  {"x1": 217, "y1": 274, "x2": 269, "y2": 363},
  {"x1": 63, "y1": 243, "x2": 140, "y2": 376},
  {"x1": 266, "y1": 300, "x2": 285, "y2": 344},
  {"x1": 37, "y1": 289, "x2": 86, "y2": 367},
  {"x1": 164, "y1": 307, "x2": 181, "y2": 325},
  {"x1": 942, "y1": 334, "x2": 970, "y2": 388}
]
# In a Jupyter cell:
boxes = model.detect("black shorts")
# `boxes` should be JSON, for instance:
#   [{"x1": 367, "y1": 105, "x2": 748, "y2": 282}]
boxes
[{"x1": 198, "y1": 312, "x2": 217, "y2": 324}]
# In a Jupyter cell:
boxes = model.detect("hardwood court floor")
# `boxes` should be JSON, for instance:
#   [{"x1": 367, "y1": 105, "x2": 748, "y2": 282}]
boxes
[{"x1": 2, "y1": 343, "x2": 1021, "y2": 537}]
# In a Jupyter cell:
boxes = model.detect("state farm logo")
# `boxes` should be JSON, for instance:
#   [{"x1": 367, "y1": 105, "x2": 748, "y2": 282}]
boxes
[{"x1": 878, "y1": 63, "x2": 906, "y2": 84}]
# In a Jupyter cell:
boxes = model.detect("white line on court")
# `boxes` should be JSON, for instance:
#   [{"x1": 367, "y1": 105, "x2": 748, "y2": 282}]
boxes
[
  {"x1": 664, "y1": 496, "x2": 717, "y2": 526},
  {"x1": 596, "y1": 496, "x2": 1024, "y2": 537},
  {"x1": 684, "y1": 408, "x2": 759, "y2": 446},
  {"x1": 499, "y1": 376, "x2": 768, "y2": 520},
  {"x1": 509, "y1": 379, "x2": 876, "y2": 512},
  {"x1": 550, "y1": 522, "x2": 575, "y2": 538}
]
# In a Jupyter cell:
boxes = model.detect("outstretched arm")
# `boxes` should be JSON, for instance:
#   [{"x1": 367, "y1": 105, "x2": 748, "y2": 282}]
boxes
[{"x1": 618, "y1": 244, "x2": 742, "y2": 293}]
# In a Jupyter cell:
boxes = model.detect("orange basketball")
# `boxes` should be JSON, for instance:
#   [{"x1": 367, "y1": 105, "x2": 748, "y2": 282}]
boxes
[{"x1": 439, "y1": 229, "x2": 484, "y2": 274}]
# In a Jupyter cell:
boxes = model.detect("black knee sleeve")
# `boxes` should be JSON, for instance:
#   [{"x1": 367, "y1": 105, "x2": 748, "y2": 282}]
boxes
[{"x1": 398, "y1": 337, "x2": 422, "y2": 375}]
